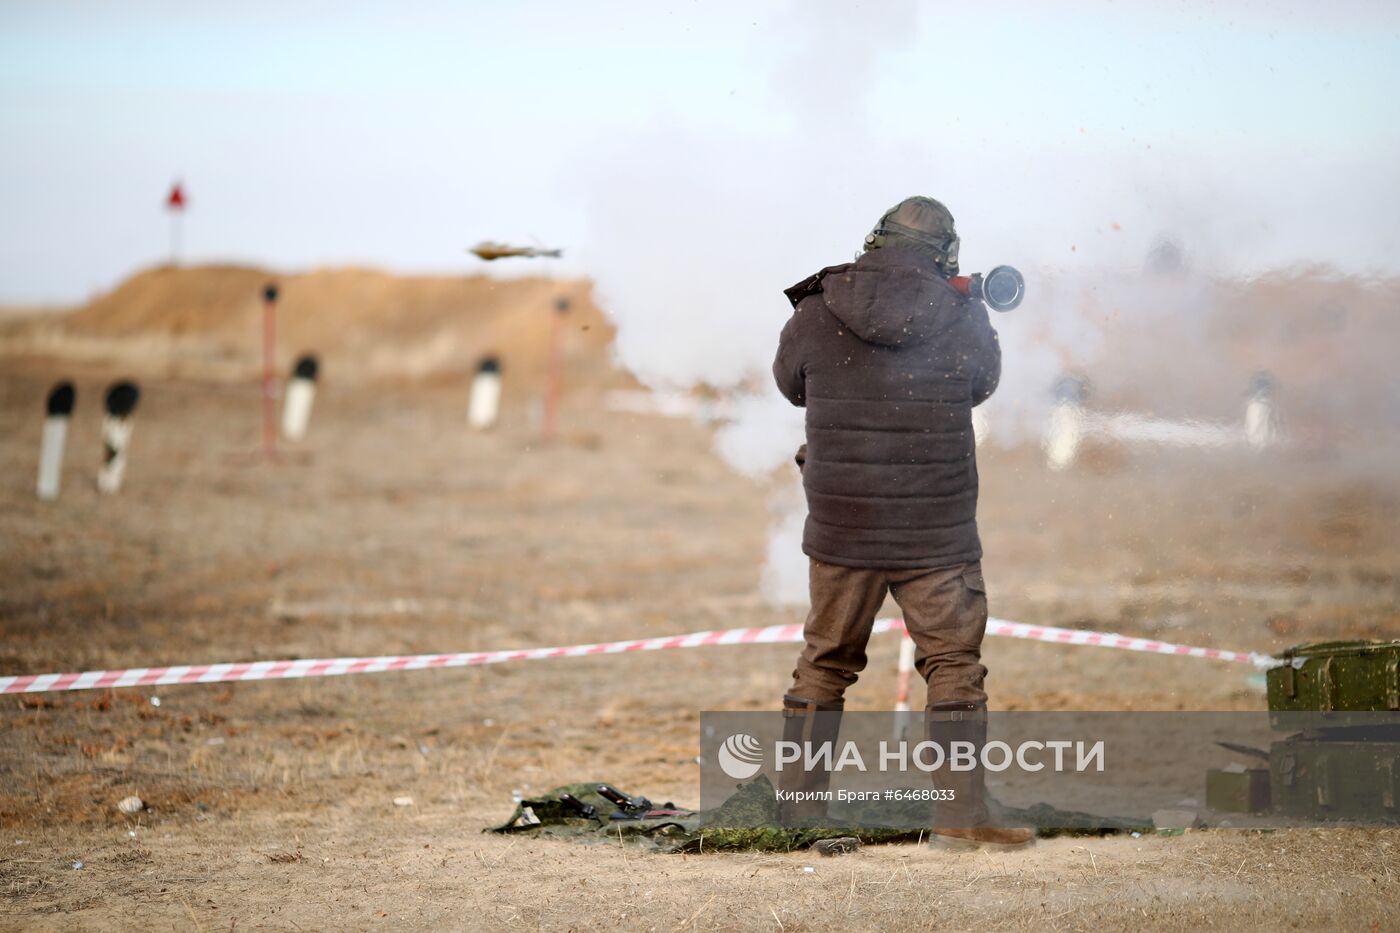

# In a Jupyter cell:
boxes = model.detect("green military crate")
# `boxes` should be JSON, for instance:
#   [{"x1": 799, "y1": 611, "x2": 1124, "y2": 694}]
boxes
[
  {"x1": 1267, "y1": 640, "x2": 1400, "y2": 717},
  {"x1": 1269, "y1": 734, "x2": 1400, "y2": 823},
  {"x1": 1206, "y1": 768, "x2": 1271, "y2": 814}
]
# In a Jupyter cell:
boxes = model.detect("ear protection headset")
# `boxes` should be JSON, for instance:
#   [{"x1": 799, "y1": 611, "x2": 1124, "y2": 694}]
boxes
[{"x1": 863, "y1": 217, "x2": 961, "y2": 276}]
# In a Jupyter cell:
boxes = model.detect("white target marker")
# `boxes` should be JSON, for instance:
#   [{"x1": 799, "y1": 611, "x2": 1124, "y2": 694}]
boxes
[
  {"x1": 1043, "y1": 375, "x2": 1088, "y2": 471},
  {"x1": 468, "y1": 356, "x2": 503, "y2": 430},
  {"x1": 37, "y1": 381, "x2": 75, "y2": 500},
  {"x1": 1244, "y1": 371, "x2": 1278, "y2": 451},
  {"x1": 97, "y1": 382, "x2": 140, "y2": 495},
  {"x1": 281, "y1": 354, "x2": 319, "y2": 441}
]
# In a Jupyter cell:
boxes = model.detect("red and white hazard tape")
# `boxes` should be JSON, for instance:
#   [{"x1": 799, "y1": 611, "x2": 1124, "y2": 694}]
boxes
[
  {"x1": 982, "y1": 617, "x2": 1276, "y2": 668},
  {"x1": 0, "y1": 616, "x2": 1277, "y2": 695}
]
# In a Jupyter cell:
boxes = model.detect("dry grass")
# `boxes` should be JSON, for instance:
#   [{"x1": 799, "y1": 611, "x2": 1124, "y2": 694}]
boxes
[{"x1": 1, "y1": 356, "x2": 1399, "y2": 930}]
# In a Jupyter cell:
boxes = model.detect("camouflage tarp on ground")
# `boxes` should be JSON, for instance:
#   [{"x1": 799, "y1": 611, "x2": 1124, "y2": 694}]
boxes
[{"x1": 486, "y1": 777, "x2": 1151, "y2": 853}]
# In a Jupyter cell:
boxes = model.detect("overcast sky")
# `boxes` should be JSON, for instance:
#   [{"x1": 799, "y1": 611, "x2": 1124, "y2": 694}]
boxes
[{"x1": 2, "y1": 0, "x2": 1398, "y2": 317}]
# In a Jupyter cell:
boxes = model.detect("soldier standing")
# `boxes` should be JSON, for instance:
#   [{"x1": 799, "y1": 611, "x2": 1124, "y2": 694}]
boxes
[{"x1": 772, "y1": 196, "x2": 1033, "y2": 849}]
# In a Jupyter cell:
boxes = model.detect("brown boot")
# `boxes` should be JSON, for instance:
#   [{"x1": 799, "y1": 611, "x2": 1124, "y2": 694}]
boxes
[
  {"x1": 777, "y1": 696, "x2": 843, "y2": 826},
  {"x1": 929, "y1": 824, "x2": 1036, "y2": 850},
  {"x1": 925, "y1": 705, "x2": 1035, "y2": 851}
]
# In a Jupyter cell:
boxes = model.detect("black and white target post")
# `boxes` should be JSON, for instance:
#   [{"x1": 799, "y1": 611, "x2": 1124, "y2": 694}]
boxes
[
  {"x1": 468, "y1": 355, "x2": 503, "y2": 430},
  {"x1": 36, "y1": 381, "x2": 75, "y2": 500},
  {"x1": 1043, "y1": 374, "x2": 1088, "y2": 471},
  {"x1": 97, "y1": 381, "x2": 140, "y2": 495},
  {"x1": 281, "y1": 354, "x2": 320, "y2": 441},
  {"x1": 260, "y1": 283, "x2": 280, "y2": 460},
  {"x1": 1245, "y1": 370, "x2": 1280, "y2": 450}
]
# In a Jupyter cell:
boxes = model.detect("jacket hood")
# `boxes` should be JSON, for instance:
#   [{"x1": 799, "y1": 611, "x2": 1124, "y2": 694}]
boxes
[{"x1": 797, "y1": 246, "x2": 967, "y2": 348}]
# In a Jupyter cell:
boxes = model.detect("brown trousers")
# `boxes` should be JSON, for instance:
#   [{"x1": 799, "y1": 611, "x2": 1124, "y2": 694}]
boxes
[{"x1": 787, "y1": 558, "x2": 989, "y2": 710}]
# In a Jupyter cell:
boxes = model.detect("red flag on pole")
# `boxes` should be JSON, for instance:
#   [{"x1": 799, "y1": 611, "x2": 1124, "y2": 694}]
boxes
[{"x1": 165, "y1": 182, "x2": 186, "y2": 266}]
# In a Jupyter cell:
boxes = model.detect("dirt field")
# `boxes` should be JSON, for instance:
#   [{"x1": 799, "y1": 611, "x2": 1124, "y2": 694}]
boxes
[{"x1": 2, "y1": 355, "x2": 1399, "y2": 931}]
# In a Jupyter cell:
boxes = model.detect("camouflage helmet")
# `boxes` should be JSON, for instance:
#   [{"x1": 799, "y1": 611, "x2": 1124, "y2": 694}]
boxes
[{"x1": 863, "y1": 196, "x2": 960, "y2": 274}]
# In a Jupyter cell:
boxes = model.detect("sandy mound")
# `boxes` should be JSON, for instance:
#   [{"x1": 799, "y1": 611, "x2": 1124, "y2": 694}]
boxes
[{"x1": 1, "y1": 264, "x2": 620, "y2": 387}]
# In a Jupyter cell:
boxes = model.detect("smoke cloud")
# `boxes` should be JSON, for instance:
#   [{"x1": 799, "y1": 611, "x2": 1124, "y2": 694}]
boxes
[{"x1": 565, "y1": 2, "x2": 1400, "y2": 603}]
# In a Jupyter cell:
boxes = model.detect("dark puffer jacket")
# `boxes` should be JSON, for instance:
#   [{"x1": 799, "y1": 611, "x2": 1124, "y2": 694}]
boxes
[{"x1": 773, "y1": 246, "x2": 1001, "y2": 569}]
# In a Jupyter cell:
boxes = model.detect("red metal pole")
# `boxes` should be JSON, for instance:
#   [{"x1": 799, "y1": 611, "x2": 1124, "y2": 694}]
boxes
[
  {"x1": 542, "y1": 296, "x2": 569, "y2": 441},
  {"x1": 262, "y1": 284, "x2": 279, "y2": 460}
]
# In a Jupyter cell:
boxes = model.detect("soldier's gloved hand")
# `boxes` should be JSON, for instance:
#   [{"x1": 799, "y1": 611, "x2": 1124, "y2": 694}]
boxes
[{"x1": 966, "y1": 272, "x2": 984, "y2": 303}]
